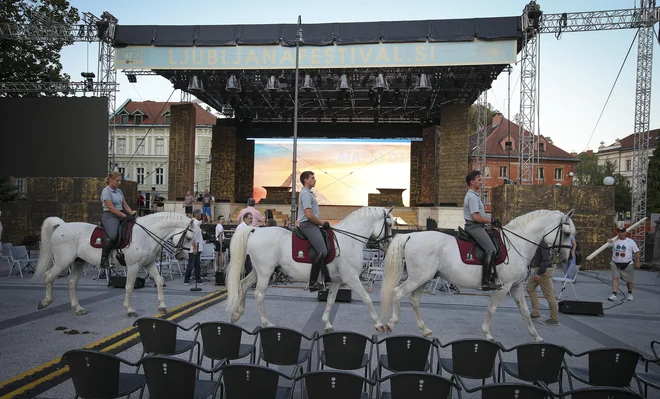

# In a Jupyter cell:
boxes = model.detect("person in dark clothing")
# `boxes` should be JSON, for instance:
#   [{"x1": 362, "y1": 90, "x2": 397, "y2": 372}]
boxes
[{"x1": 526, "y1": 240, "x2": 559, "y2": 326}]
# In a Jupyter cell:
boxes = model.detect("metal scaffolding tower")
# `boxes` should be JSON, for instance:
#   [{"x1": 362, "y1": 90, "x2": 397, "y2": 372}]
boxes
[
  {"x1": 0, "y1": 10, "x2": 119, "y2": 172},
  {"x1": 474, "y1": 89, "x2": 488, "y2": 198},
  {"x1": 517, "y1": 1, "x2": 659, "y2": 259}
]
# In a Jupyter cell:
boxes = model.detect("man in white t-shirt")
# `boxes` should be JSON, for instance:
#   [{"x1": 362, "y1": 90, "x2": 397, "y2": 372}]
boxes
[
  {"x1": 184, "y1": 210, "x2": 204, "y2": 286},
  {"x1": 215, "y1": 215, "x2": 225, "y2": 269},
  {"x1": 607, "y1": 227, "x2": 640, "y2": 301},
  {"x1": 236, "y1": 213, "x2": 253, "y2": 274}
]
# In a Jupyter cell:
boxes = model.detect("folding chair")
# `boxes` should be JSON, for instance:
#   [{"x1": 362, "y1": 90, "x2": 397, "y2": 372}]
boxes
[
  {"x1": 564, "y1": 347, "x2": 644, "y2": 392},
  {"x1": 497, "y1": 342, "x2": 572, "y2": 393},
  {"x1": 553, "y1": 262, "x2": 580, "y2": 300},
  {"x1": 1, "y1": 243, "x2": 13, "y2": 266},
  {"x1": 636, "y1": 340, "x2": 660, "y2": 397},
  {"x1": 9, "y1": 245, "x2": 38, "y2": 278}
]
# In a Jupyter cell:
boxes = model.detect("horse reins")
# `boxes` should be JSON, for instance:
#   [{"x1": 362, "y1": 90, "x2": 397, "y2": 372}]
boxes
[
  {"x1": 327, "y1": 209, "x2": 393, "y2": 251},
  {"x1": 498, "y1": 216, "x2": 573, "y2": 262},
  {"x1": 134, "y1": 221, "x2": 192, "y2": 256}
]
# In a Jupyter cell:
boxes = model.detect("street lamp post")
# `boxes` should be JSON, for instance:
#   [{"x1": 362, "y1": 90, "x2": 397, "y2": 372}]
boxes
[{"x1": 290, "y1": 16, "x2": 302, "y2": 225}]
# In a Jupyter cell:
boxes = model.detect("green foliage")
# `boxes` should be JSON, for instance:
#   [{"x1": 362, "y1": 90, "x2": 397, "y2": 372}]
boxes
[
  {"x1": 0, "y1": 177, "x2": 18, "y2": 202},
  {"x1": 574, "y1": 152, "x2": 631, "y2": 213},
  {"x1": 0, "y1": 0, "x2": 80, "y2": 96},
  {"x1": 468, "y1": 103, "x2": 499, "y2": 134},
  {"x1": 647, "y1": 145, "x2": 660, "y2": 215}
]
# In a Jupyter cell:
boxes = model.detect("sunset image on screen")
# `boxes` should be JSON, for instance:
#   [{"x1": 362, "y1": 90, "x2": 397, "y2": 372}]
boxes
[{"x1": 253, "y1": 139, "x2": 411, "y2": 206}]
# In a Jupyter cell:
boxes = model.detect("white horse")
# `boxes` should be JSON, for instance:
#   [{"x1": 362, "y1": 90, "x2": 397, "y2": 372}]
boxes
[
  {"x1": 33, "y1": 212, "x2": 200, "y2": 317},
  {"x1": 225, "y1": 206, "x2": 394, "y2": 331},
  {"x1": 380, "y1": 209, "x2": 575, "y2": 342}
]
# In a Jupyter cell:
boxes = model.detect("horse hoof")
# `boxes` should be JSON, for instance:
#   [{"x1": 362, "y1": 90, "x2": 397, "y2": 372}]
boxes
[
  {"x1": 325, "y1": 327, "x2": 335, "y2": 333},
  {"x1": 534, "y1": 336, "x2": 544, "y2": 342},
  {"x1": 385, "y1": 324, "x2": 393, "y2": 333},
  {"x1": 375, "y1": 325, "x2": 385, "y2": 332},
  {"x1": 127, "y1": 311, "x2": 138, "y2": 317},
  {"x1": 37, "y1": 302, "x2": 46, "y2": 310},
  {"x1": 423, "y1": 331, "x2": 433, "y2": 338},
  {"x1": 158, "y1": 307, "x2": 167, "y2": 314},
  {"x1": 231, "y1": 314, "x2": 240, "y2": 323},
  {"x1": 76, "y1": 309, "x2": 88, "y2": 316}
]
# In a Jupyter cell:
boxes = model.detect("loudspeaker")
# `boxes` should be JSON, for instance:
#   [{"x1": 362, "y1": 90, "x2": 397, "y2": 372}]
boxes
[
  {"x1": 558, "y1": 300, "x2": 604, "y2": 316},
  {"x1": 108, "y1": 276, "x2": 145, "y2": 289},
  {"x1": 318, "y1": 289, "x2": 352, "y2": 303},
  {"x1": 215, "y1": 271, "x2": 225, "y2": 285}
]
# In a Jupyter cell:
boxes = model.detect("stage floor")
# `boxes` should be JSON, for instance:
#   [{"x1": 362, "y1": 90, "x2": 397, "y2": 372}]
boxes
[{"x1": 1, "y1": 258, "x2": 659, "y2": 398}]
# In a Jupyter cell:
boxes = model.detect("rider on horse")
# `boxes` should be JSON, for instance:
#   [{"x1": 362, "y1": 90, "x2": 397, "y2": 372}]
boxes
[
  {"x1": 100, "y1": 171, "x2": 135, "y2": 268},
  {"x1": 464, "y1": 170, "x2": 502, "y2": 291},
  {"x1": 297, "y1": 171, "x2": 331, "y2": 292}
]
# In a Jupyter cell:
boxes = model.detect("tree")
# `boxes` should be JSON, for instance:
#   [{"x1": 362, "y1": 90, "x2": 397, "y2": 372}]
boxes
[
  {"x1": 0, "y1": 177, "x2": 18, "y2": 202},
  {"x1": 647, "y1": 144, "x2": 660, "y2": 215},
  {"x1": 0, "y1": 0, "x2": 80, "y2": 96},
  {"x1": 574, "y1": 152, "x2": 631, "y2": 213},
  {"x1": 468, "y1": 103, "x2": 499, "y2": 134}
]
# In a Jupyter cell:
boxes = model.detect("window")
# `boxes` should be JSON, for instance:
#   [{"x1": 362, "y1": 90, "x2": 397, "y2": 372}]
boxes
[
  {"x1": 12, "y1": 177, "x2": 26, "y2": 193},
  {"x1": 537, "y1": 167, "x2": 545, "y2": 180},
  {"x1": 499, "y1": 166, "x2": 507, "y2": 178},
  {"x1": 135, "y1": 138, "x2": 145, "y2": 155},
  {"x1": 117, "y1": 167, "x2": 125, "y2": 178},
  {"x1": 626, "y1": 159, "x2": 631, "y2": 171},
  {"x1": 134, "y1": 114, "x2": 143, "y2": 125},
  {"x1": 483, "y1": 189, "x2": 490, "y2": 205},
  {"x1": 117, "y1": 138, "x2": 126, "y2": 154},
  {"x1": 155, "y1": 168, "x2": 164, "y2": 185},
  {"x1": 155, "y1": 138, "x2": 165, "y2": 155},
  {"x1": 164, "y1": 115, "x2": 171, "y2": 124},
  {"x1": 483, "y1": 166, "x2": 491, "y2": 177},
  {"x1": 554, "y1": 168, "x2": 563, "y2": 180},
  {"x1": 136, "y1": 168, "x2": 145, "y2": 184},
  {"x1": 119, "y1": 114, "x2": 128, "y2": 124},
  {"x1": 539, "y1": 142, "x2": 545, "y2": 152}
]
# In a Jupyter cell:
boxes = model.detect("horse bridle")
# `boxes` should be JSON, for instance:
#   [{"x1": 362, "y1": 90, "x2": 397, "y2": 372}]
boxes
[
  {"x1": 499, "y1": 213, "x2": 573, "y2": 261},
  {"x1": 134, "y1": 221, "x2": 192, "y2": 256},
  {"x1": 329, "y1": 209, "x2": 393, "y2": 250}
]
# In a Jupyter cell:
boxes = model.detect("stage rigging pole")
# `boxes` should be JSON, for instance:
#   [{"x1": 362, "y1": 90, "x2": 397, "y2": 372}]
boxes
[{"x1": 290, "y1": 16, "x2": 303, "y2": 224}]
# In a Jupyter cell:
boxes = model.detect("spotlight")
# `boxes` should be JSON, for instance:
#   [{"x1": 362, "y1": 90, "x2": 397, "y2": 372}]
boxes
[
  {"x1": 126, "y1": 74, "x2": 137, "y2": 83},
  {"x1": 331, "y1": 116, "x2": 338, "y2": 123},
  {"x1": 374, "y1": 116, "x2": 379, "y2": 124},
  {"x1": 317, "y1": 116, "x2": 322, "y2": 123},
  {"x1": 188, "y1": 75, "x2": 204, "y2": 92},
  {"x1": 348, "y1": 116, "x2": 353, "y2": 123}
]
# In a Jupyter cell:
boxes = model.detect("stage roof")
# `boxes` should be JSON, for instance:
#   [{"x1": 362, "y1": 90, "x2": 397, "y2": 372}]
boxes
[{"x1": 113, "y1": 16, "x2": 523, "y2": 127}]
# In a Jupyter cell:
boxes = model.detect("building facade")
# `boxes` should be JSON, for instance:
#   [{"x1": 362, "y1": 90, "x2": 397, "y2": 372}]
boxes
[
  {"x1": 595, "y1": 129, "x2": 659, "y2": 185},
  {"x1": 111, "y1": 100, "x2": 217, "y2": 200},
  {"x1": 470, "y1": 114, "x2": 579, "y2": 212}
]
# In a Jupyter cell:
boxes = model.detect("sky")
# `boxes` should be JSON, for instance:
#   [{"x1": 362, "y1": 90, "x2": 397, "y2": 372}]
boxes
[{"x1": 55, "y1": 0, "x2": 660, "y2": 204}]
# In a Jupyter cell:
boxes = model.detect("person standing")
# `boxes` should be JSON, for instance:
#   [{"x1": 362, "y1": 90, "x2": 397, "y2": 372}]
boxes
[
  {"x1": 236, "y1": 213, "x2": 253, "y2": 274},
  {"x1": 184, "y1": 190, "x2": 194, "y2": 217},
  {"x1": 297, "y1": 171, "x2": 331, "y2": 292},
  {"x1": 215, "y1": 215, "x2": 225, "y2": 269},
  {"x1": 150, "y1": 187, "x2": 159, "y2": 213},
  {"x1": 607, "y1": 227, "x2": 640, "y2": 301},
  {"x1": 237, "y1": 198, "x2": 265, "y2": 227},
  {"x1": 526, "y1": 240, "x2": 559, "y2": 326},
  {"x1": 137, "y1": 191, "x2": 145, "y2": 216},
  {"x1": 100, "y1": 172, "x2": 135, "y2": 268},
  {"x1": 464, "y1": 170, "x2": 502, "y2": 291},
  {"x1": 184, "y1": 210, "x2": 204, "y2": 286},
  {"x1": 201, "y1": 190, "x2": 214, "y2": 223}
]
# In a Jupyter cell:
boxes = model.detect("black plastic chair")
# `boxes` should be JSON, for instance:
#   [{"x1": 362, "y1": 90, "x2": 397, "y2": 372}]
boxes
[
  {"x1": 436, "y1": 338, "x2": 503, "y2": 384},
  {"x1": 220, "y1": 363, "x2": 301, "y2": 399},
  {"x1": 133, "y1": 317, "x2": 201, "y2": 367},
  {"x1": 140, "y1": 355, "x2": 223, "y2": 399},
  {"x1": 296, "y1": 370, "x2": 376, "y2": 399},
  {"x1": 376, "y1": 371, "x2": 460, "y2": 399},
  {"x1": 63, "y1": 349, "x2": 145, "y2": 399},
  {"x1": 636, "y1": 340, "x2": 660, "y2": 397},
  {"x1": 256, "y1": 326, "x2": 318, "y2": 373},
  {"x1": 497, "y1": 342, "x2": 572, "y2": 392},
  {"x1": 376, "y1": 335, "x2": 435, "y2": 376},
  {"x1": 197, "y1": 322, "x2": 258, "y2": 367},
  {"x1": 564, "y1": 347, "x2": 643, "y2": 391},
  {"x1": 456, "y1": 378, "x2": 550, "y2": 399},
  {"x1": 555, "y1": 386, "x2": 645, "y2": 399},
  {"x1": 315, "y1": 331, "x2": 376, "y2": 381}
]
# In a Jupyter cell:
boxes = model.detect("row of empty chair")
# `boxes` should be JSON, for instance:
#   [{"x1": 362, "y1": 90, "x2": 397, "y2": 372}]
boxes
[
  {"x1": 0, "y1": 243, "x2": 38, "y2": 278},
  {"x1": 61, "y1": 317, "x2": 660, "y2": 398}
]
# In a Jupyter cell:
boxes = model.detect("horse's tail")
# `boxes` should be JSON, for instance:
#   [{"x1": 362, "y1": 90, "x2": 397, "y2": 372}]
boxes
[
  {"x1": 380, "y1": 234, "x2": 409, "y2": 318},
  {"x1": 225, "y1": 227, "x2": 255, "y2": 313},
  {"x1": 33, "y1": 217, "x2": 65, "y2": 281}
]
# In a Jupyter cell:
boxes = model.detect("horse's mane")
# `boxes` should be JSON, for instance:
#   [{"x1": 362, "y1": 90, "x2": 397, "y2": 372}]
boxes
[
  {"x1": 339, "y1": 206, "x2": 387, "y2": 225},
  {"x1": 505, "y1": 209, "x2": 560, "y2": 231},
  {"x1": 141, "y1": 211, "x2": 191, "y2": 225}
]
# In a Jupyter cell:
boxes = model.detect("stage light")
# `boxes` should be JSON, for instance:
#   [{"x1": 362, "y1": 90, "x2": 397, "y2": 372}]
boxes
[
  {"x1": 188, "y1": 76, "x2": 204, "y2": 92},
  {"x1": 81, "y1": 72, "x2": 95, "y2": 79},
  {"x1": 301, "y1": 74, "x2": 314, "y2": 91},
  {"x1": 348, "y1": 116, "x2": 353, "y2": 123},
  {"x1": 373, "y1": 73, "x2": 388, "y2": 92},
  {"x1": 373, "y1": 116, "x2": 379, "y2": 124},
  {"x1": 415, "y1": 74, "x2": 431, "y2": 91},
  {"x1": 317, "y1": 116, "x2": 322, "y2": 123},
  {"x1": 225, "y1": 75, "x2": 241, "y2": 92},
  {"x1": 126, "y1": 74, "x2": 137, "y2": 83},
  {"x1": 331, "y1": 116, "x2": 337, "y2": 123},
  {"x1": 336, "y1": 74, "x2": 351, "y2": 91}
]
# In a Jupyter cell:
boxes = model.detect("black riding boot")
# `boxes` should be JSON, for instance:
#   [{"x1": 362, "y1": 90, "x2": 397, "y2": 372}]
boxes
[
  {"x1": 309, "y1": 253, "x2": 326, "y2": 292},
  {"x1": 481, "y1": 250, "x2": 502, "y2": 291},
  {"x1": 99, "y1": 237, "x2": 115, "y2": 269}
]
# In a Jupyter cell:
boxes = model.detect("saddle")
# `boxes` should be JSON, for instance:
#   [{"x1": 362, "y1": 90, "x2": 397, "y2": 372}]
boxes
[
  {"x1": 90, "y1": 218, "x2": 136, "y2": 250},
  {"x1": 290, "y1": 227, "x2": 336, "y2": 264},
  {"x1": 455, "y1": 227, "x2": 507, "y2": 266}
]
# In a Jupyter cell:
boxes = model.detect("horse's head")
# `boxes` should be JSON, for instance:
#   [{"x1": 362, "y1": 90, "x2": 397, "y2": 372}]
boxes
[
  {"x1": 171, "y1": 218, "x2": 201, "y2": 260},
  {"x1": 542, "y1": 209, "x2": 576, "y2": 264},
  {"x1": 371, "y1": 206, "x2": 395, "y2": 248}
]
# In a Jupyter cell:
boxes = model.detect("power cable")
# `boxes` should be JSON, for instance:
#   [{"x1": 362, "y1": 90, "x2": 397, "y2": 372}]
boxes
[
  {"x1": 580, "y1": 270, "x2": 627, "y2": 310},
  {"x1": 584, "y1": 31, "x2": 638, "y2": 151}
]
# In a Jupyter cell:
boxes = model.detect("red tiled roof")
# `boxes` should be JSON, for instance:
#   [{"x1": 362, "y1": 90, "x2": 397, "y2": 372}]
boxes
[
  {"x1": 601, "y1": 128, "x2": 660, "y2": 151},
  {"x1": 471, "y1": 115, "x2": 577, "y2": 160},
  {"x1": 111, "y1": 100, "x2": 217, "y2": 126}
]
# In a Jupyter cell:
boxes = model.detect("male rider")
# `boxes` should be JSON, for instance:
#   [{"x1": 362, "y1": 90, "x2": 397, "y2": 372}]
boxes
[{"x1": 464, "y1": 170, "x2": 502, "y2": 291}]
